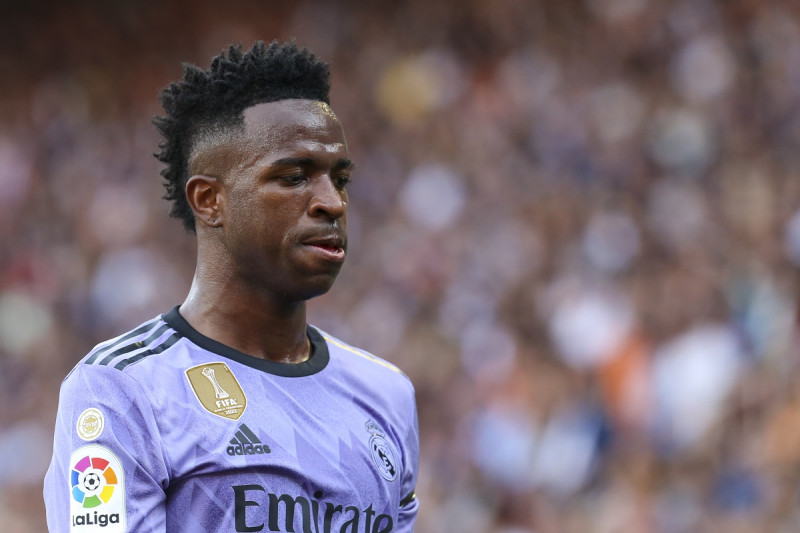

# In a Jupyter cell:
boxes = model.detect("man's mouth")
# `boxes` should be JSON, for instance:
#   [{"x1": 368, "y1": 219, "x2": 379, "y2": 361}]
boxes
[
  {"x1": 303, "y1": 238, "x2": 346, "y2": 263},
  {"x1": 311, "y1": 244, "x2": 342, "y2": 253}
]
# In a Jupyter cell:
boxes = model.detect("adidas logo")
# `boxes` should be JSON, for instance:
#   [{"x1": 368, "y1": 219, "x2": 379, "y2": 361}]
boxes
[{"x1": 227, "y1": 424, "x2": 271, "y2": 456}]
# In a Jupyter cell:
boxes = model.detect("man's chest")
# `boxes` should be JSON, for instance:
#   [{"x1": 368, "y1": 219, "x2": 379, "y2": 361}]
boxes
[{"x1": 150, "y1": 360, "x2": 405, "y2": 528}]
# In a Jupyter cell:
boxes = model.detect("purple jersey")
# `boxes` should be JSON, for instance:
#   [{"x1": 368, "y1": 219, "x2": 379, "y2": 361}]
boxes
[{"x1": 44, "y1": 307, "x2": 419, "y2": 532}]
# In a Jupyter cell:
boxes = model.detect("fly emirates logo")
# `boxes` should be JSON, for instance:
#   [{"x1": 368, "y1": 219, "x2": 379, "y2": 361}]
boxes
[{"x1": 233, "y1": 486, "x2": 394, "y2": 533}]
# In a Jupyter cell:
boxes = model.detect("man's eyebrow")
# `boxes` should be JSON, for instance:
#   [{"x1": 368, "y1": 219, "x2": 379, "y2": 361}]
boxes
[
  {"x1": 270, "y1": 157, "x2": 354, "y2": 171},
  {"x1": 334, "y1": 158, "x2": 355, "y2": 171},
  {"x1": 270, "y1": 156, "x2": 314, "y2": 167}
]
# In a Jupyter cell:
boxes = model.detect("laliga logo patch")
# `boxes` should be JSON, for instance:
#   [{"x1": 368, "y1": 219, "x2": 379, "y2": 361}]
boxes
[
  {"x1": 69, "y1": 445, "x2": 126, "y2": 532},
  {"x1": 71, "y1": 455, "x2": 117, "y2": 507},
  {"x1": 365, "y1": 420, "x2": 399, "y2": 482}
]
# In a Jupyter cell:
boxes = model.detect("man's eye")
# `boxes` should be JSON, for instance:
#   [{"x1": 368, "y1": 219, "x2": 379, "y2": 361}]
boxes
[
  {"x1": 334, "y1": 176, "x2": 351, "y2": 189},
  {"x1": 282, "y1": 174, "x2": 306, "y2": 185}
]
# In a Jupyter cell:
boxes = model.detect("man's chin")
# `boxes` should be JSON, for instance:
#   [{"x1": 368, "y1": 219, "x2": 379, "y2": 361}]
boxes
[{"x1": 289, "y1": 273, "x2": 340, "y2": 302}]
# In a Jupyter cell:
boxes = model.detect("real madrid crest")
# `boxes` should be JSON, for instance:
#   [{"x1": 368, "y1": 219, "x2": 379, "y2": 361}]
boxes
[
  {"x1": 185, "y1": 362, "x2": 247, "y2": 420},
  {"x1": 365, "y1": 419, "x2": 399, "y2": 482}
]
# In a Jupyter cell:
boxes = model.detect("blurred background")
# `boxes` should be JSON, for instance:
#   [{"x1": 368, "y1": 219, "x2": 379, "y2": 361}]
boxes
[{"x1": 2, "y1": 0, "x2": 800, "y2": 531}]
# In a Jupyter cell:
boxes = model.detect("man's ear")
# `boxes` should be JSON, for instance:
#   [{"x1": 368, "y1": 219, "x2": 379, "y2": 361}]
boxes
[{"x1": 185, "y1": 175, "x2": 224, "y2": 228}]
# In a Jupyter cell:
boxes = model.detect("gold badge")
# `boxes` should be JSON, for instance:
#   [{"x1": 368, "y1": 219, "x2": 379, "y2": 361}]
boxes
[
  {"x1": 185, "y1": 362, "x2": 247, "y2": 420},
  {"x1": 76, "y1": 408, "x2": 105, "y2": 441}
]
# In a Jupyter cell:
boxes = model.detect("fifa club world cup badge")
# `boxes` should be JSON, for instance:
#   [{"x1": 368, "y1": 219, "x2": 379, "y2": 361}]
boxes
[
  {"x1": 185, "y1": 362, "x2": 247, "y2": 420},
  {"x1": 365, "y1": 420, "x2": 399, "y2": 482}
]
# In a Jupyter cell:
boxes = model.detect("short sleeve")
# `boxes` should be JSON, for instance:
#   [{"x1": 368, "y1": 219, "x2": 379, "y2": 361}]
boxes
[
  {"x1": 43, "y1": 364, "x2": 170, "y2": 533},
  {"x1": 396, "y1": 387, "x2": 420, "y2": 532}
]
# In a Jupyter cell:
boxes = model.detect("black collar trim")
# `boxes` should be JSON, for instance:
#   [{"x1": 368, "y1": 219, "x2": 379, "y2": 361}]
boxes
[{"x1": 162, "y1": 306, "x2": 329, "y2": 377}]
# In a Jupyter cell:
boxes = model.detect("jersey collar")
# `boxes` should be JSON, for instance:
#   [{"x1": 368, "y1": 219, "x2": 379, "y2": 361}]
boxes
[{"x1": 162, "y1": 306, "x2": 329, "y2": 377}]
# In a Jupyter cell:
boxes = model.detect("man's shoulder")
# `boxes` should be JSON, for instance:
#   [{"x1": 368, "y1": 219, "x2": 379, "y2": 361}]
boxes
[
  {"x1": 314, "y1": 327, "x2": 417, "y2": 430},
  {"x1": 313, "y1": 326, "x2": 414, "y2": 388},
  {"x1": 68, "y1": 311, "x2": 183, "y2": 382}
]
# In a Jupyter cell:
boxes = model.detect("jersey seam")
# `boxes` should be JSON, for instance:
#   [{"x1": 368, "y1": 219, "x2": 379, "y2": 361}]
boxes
[{"x1": 321, "y1": 334, "x2": 410, "y2": 380}]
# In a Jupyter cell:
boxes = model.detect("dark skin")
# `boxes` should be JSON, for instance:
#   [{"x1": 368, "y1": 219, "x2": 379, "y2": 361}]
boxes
[{"x1": 179, "y1": 99, "x2": 352, "y2": 363}]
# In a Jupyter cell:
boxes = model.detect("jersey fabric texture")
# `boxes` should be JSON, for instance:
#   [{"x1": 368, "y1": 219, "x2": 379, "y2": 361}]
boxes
[{"x1": 44, "y1": 307, "x2": 419, "y2": 533}]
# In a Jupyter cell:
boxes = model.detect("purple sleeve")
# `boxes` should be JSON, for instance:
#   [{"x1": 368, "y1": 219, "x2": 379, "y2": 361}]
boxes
[
  {"x1": 44, "y1": 364, "x2": 170, "y2": 533},
  {"x1": 396, "y1": 388, "x2": 420, "y2": 532}
]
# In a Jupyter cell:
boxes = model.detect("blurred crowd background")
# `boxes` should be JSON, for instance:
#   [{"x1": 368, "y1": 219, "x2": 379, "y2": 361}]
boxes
[{"x1": 2, "y1": 0, "x2": 800, "y2": 531}]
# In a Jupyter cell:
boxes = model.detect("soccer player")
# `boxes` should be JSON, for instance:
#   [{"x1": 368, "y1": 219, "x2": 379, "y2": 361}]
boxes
[{"x1": 43, "y1": 41, "x2": 419, "y2": 533}]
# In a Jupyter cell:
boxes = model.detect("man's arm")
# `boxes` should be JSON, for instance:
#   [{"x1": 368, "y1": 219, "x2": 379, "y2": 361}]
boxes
[
  {"x1": 44, "y1": 364, "x2": 170, "y2": 532},
  {"x1": 396, "y1": 390, "x2": 420, "y2": 531}
]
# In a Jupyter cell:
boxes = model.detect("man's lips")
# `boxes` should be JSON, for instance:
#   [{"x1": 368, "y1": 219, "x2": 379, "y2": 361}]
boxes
[{"x1": 302, "y1": 236, "x2": 347, "y2": 263}]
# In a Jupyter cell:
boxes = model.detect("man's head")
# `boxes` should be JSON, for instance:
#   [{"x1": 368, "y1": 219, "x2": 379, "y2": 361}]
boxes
[
  {"x1": 154, "y1": 40, "x2": 331, "y2": 232},
  {"x1": 155, "y1": 41, "x2": 351, "y2": 303}
]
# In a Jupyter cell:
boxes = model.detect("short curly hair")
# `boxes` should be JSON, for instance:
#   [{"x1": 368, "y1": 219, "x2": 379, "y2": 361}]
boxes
[{"x1": 153, "y1": 40, "x2": 331, "y2": 232}]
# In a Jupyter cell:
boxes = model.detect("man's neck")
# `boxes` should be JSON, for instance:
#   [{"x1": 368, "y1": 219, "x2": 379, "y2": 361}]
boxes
[{"x1": 179, "y1": 275, "x2": 311, "y2": 364}]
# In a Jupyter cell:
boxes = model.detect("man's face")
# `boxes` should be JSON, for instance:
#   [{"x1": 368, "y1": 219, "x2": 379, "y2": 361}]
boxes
[{"x1": 214, "y1": 99, "x2": 352, "y2": 302}]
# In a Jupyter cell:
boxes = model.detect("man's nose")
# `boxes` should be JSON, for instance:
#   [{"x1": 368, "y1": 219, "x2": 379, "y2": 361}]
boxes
[{"x1": 308, "y1": 175, "x2": 346, "y2": 219}]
